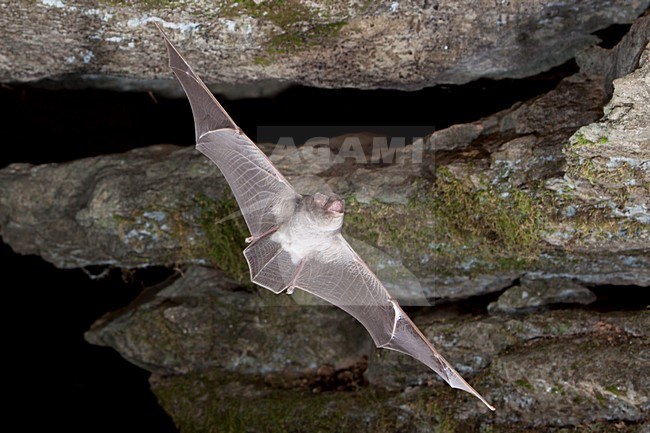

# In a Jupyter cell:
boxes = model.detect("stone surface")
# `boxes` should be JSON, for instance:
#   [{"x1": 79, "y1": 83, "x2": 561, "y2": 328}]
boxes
[
  {"x1": 487, "y1": 277, "x2": 597, "y2": 314},
  {"x1": 562, "y1": 40, "x2": 650, "y2": 225},
  {"x1": 91, "y1": 266, "x2": 648, "y2": 432},
  {"x1": 1, "y1": 16, "x2": 648, "y2": 301},
  {"x1": 366, "y1": 306, "x2": 650, "y2": 386},
  {"x1": 0, "y1": 145, "x2": 227, "y2": 268},
  {"x1": 0, "y1": 1, "x2": 647, "y2": 95},
  {"x1": 86, "y1": 266, "x2": 371, "y2": 375},
  {"x1": 486, "y1": 334, "x2": 649, "y2": 428}
]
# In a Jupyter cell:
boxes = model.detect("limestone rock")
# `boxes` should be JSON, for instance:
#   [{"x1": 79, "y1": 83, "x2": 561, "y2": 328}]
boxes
[
  {"x1": 487, "y1": 277, "x2": 597, "y2": 314},
  {"x1": 108, "y1": 266, "x2": 647, "y2": 433},
  {"x1": 563, "y1": 39, "x2": 650, "y2": 225},
  {"x1": 85, "y1": 266, "x2": 371, "y2": 375},
  {"x1": 1, "y1": 15, "x2": 649, "y2": 301},
  {"x1": 365, "y1": 309, "x2": 649, "y2": 425},
  {"x1": 487, "y1": 334, "x2": 649, "y2": 427},
  {"x1": 1, "y1": 1, "x2": 647, "y2": 95},
  {"x1": 0, "y1": 145, "x2": 226, "y2": 268},
  {"x1": 85, "y1": 266, "x2": 650, "y2": 432}
]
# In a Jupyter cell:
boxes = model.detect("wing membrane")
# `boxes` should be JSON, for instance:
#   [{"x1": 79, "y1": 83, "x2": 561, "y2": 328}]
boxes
[
  {"x1": 243, "y1": 234, "x2": 298, "y2": 293},
  {"x1": 159, "y1": 26, "x2": 300, "y2": 237},
  {"x1": 295, "y1": 235, "x2": 495, "y2": 411},
  {"x1": 197, "y1": 130, "x2": 299, "y2": 237},
  {"x1": 160, "y1": 29, "x2": 236, "y2": 139}
]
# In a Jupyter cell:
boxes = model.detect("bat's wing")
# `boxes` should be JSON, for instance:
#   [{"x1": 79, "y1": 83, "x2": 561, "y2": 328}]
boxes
[
  {"x1": 293, "y1": 235, "x2": 495, "y2": 411},
  {"x1": 159, "y1": 27, "x2": 493, "y2": 410},
  {"x1": 159, "y1": 27, "x2": 300, "y2": 238},
  {"x1": 243, "y1": 234, "x2": 301, "y2": 294}
]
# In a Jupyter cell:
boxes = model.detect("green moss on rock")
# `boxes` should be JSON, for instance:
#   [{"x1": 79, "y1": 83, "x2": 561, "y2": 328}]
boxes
[
  {"x1": 152, "y1": 369, "x2": 402, "y2": 433},
  {"x1": 222, "y1": 0, "x2": 347, "y2": 57},
  {"x1": 344, "y1": 169, "x2": 546, "y2": 275},
  {"x1": 195, "y1": 193, "x2": 250, "y2": 284},
  {"x1": 150, "y1": 367, "x2": 490, "y2": 433},
  {"x1": 568, "y1": 133, "x2": 609, "y2": 149},
  {"x1": 267, "y1": 21, "x2": 346, "y2": 54},
  {"x1": 515, "y1": 379, "x2": 533, "y2": 390}
]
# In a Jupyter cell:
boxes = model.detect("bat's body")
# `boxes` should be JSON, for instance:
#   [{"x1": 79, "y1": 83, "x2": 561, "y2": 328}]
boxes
[
  {"x1": 268, "y1": 194, "x2": 345, "y2": 265},
  {"x1": 158, "y1": 27, "x2": 495, "y2": 411}
]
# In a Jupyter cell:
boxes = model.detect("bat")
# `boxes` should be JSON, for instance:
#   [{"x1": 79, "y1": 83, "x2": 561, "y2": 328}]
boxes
[{"x1": 157, "y1": 26, "x2": 495, "y2": 411}]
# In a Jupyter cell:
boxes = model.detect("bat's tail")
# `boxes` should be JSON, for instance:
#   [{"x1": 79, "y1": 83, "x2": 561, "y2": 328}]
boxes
[{"x1": 381, "y1": 302, "x2": 496, "y2": 411}]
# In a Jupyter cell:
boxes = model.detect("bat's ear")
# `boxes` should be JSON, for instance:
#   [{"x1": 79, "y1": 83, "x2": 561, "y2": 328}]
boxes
[{"x1": 313, "y1": 193, "x2": 328, "y2": 207}]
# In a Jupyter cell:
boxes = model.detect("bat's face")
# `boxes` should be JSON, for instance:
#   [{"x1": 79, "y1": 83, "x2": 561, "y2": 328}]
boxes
[{"x1": 306, "y1": 192, "x2": 345, "y2": 231}]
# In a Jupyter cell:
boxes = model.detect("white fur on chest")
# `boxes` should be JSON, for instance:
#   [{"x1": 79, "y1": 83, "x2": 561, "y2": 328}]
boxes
[{"x1": 271, "y1": 213, "x2": 340, "y2": 264}]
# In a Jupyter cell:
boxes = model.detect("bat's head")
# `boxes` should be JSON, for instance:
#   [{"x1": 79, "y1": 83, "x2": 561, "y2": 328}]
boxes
[{"x1": 307, "y1": 192, "x2": 345, "y2": 230}]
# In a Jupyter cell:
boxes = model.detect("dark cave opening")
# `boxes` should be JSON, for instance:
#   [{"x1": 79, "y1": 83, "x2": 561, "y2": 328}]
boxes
[
  {"x1": 0, "y1": 58, "x2": 577, "y2": 168},
  {"x1": 593, "y1": 23, "x2": 633, "y2": 49},
  {"x1": 1, "y1": 241, "x2": 177, "y2": 432}
]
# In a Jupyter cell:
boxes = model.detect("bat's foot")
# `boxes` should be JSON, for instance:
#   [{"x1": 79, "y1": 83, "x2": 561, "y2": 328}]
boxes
[
  {"x1": 246, "y1": 227, "x2": 279, "y2": 245},
  {"x1": 286, "y1": 260, "x2": 305, "y2": 297}
]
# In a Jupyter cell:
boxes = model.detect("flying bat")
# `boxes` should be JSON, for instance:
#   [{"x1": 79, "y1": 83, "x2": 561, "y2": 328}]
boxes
[{"x1": 158, "y1": 26, "x2": 495, "y2": 411}]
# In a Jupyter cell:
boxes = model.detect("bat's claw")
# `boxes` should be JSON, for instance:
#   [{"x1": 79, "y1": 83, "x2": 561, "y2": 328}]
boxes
[
  {"x1": 286, "y1": 286, "x2": 295, "y2": 295},
  {"x1": 245, "y1": 236, "x2": 254, "y2": 244}
]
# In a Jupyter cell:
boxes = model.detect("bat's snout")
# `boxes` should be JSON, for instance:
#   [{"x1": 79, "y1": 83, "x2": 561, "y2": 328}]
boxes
[
  {"x1": 325, "y1": 198, "x2": 344, "y2": 215},
  {"x1": 312, "y1": 193, "x2": 344, "y2": 216}
]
